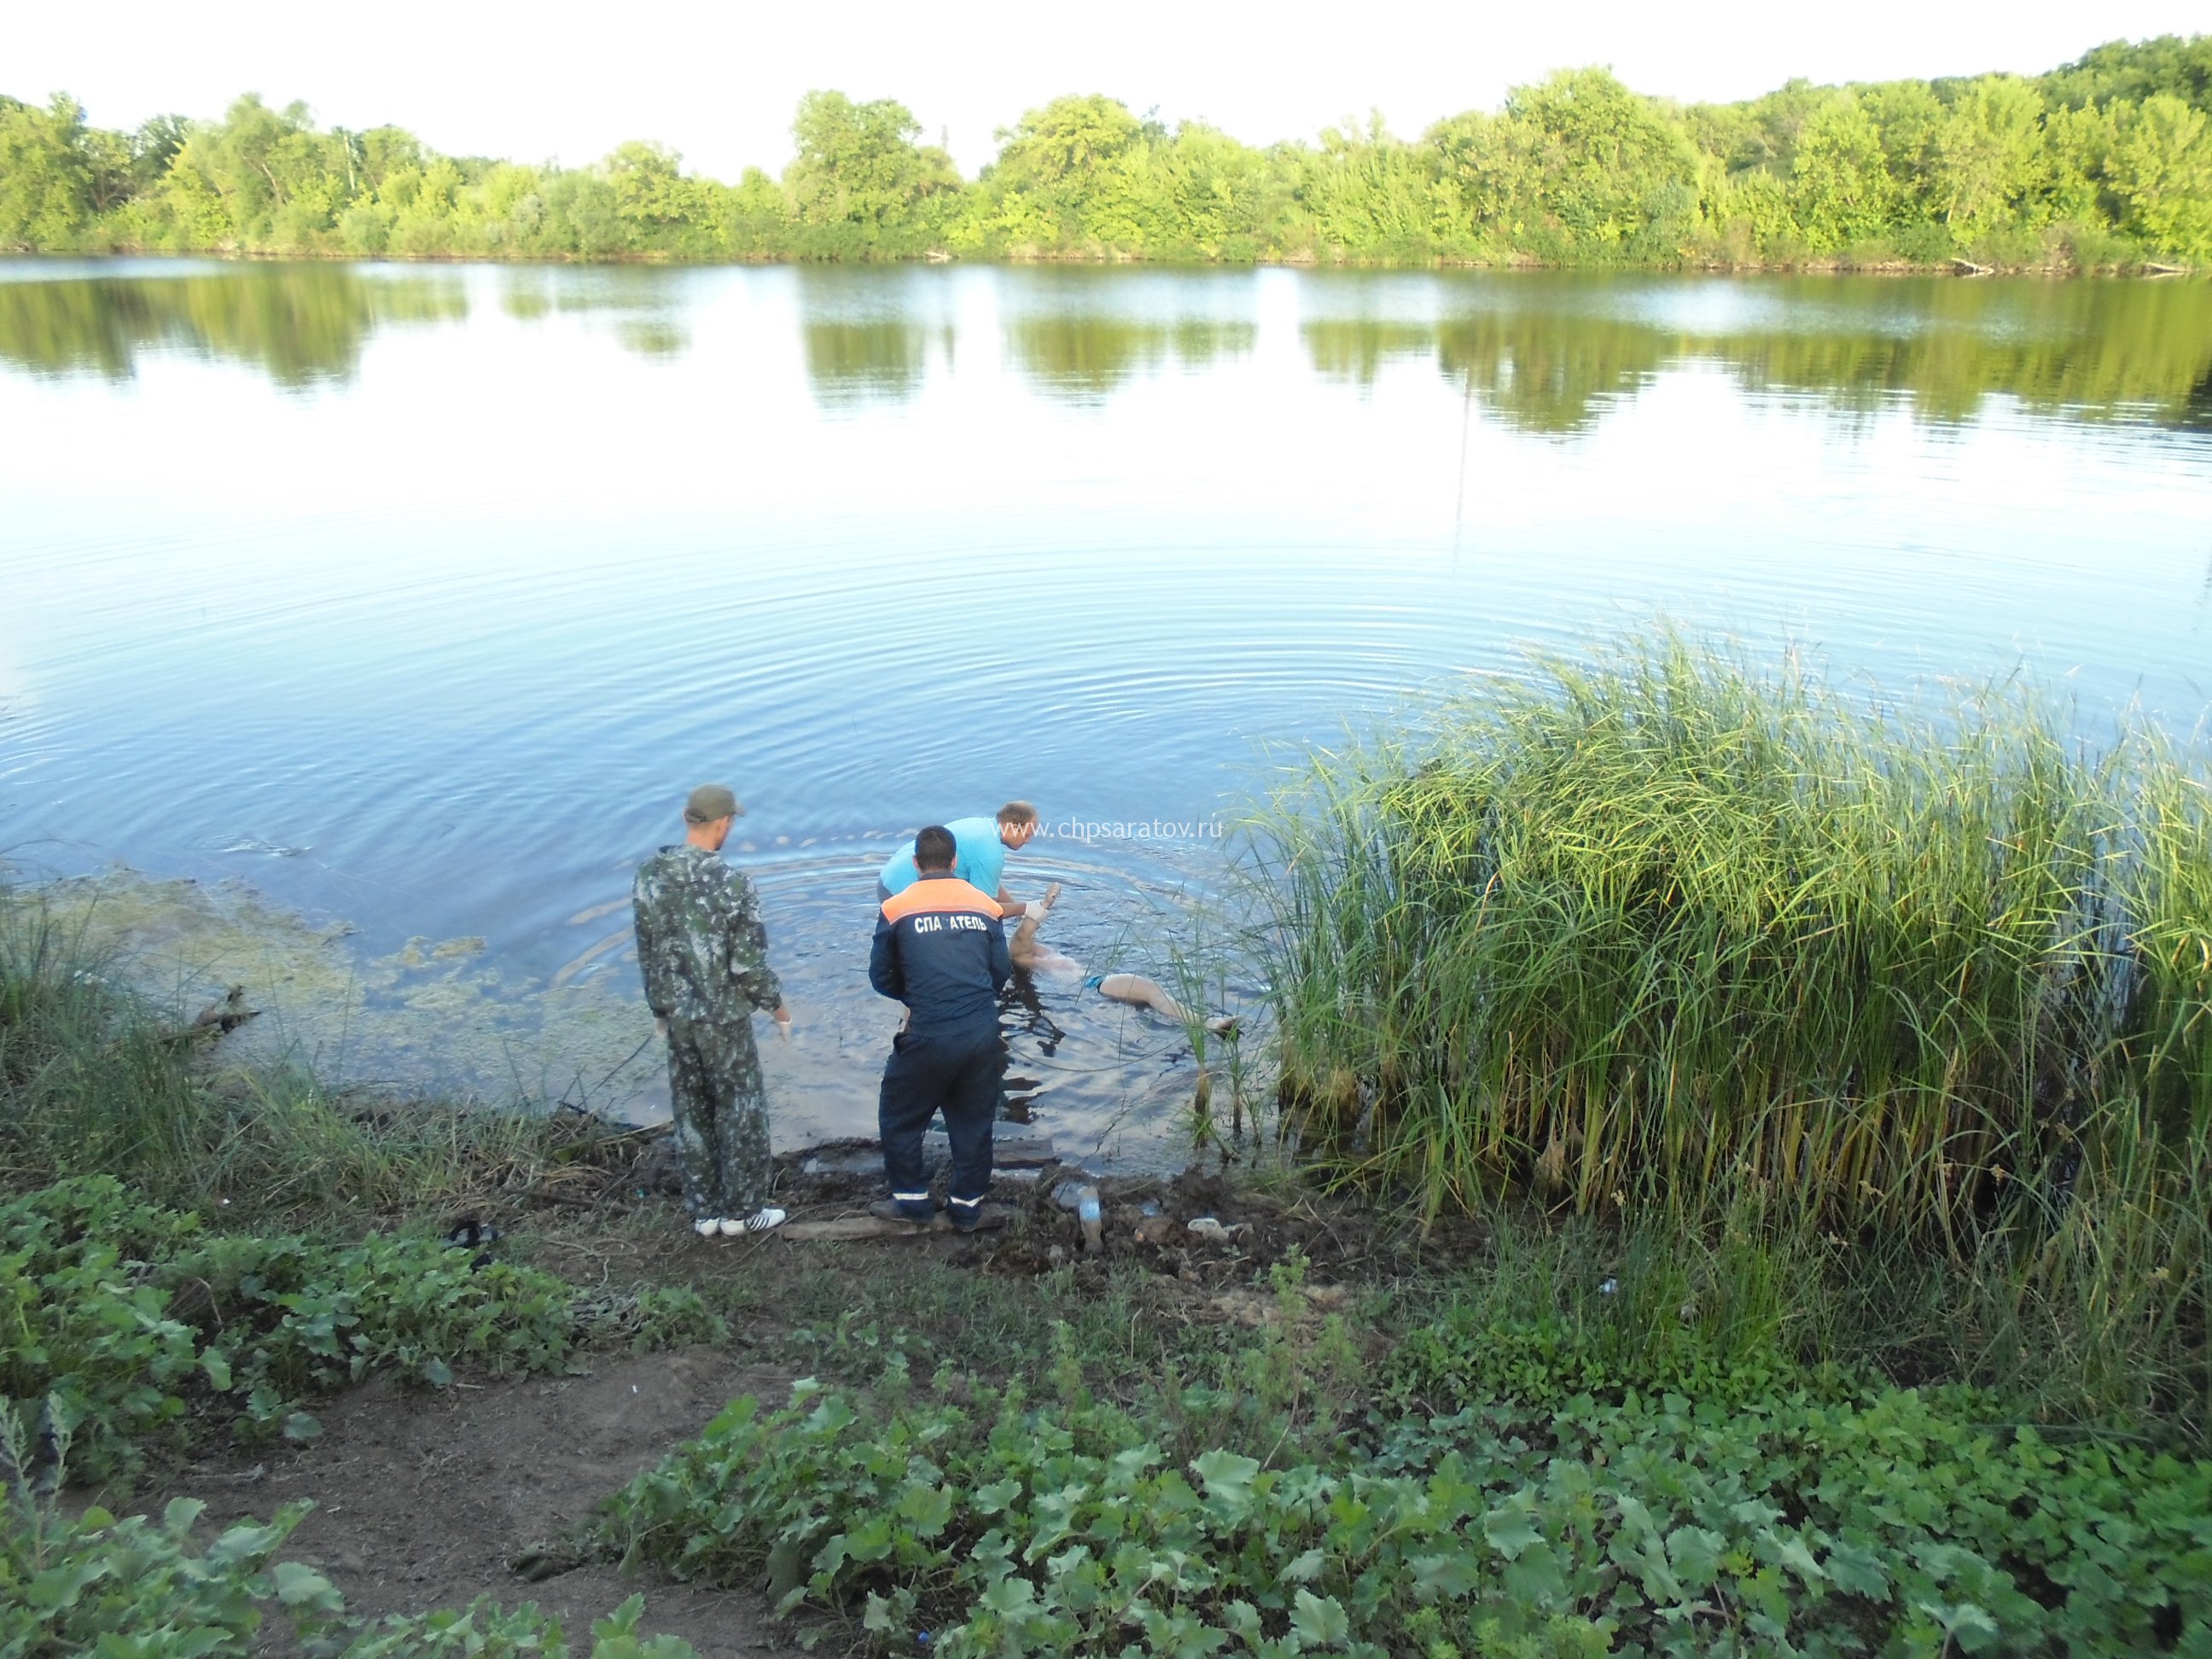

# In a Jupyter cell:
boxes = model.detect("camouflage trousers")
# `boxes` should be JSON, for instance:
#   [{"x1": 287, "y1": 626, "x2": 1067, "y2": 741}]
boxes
[{"x1": 663, "y1": 1017, "x2": 773, "y2": 1220}]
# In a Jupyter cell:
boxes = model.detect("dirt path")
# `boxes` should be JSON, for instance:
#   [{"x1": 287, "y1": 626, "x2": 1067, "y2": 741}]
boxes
[{"x1": 170, "y1": 1347, "x2": 803, "y2": 1656}]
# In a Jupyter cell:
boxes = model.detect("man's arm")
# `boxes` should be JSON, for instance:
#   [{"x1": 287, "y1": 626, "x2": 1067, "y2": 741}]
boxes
[
  {"x1": 632, "y1": 876, "x2": 672, "y2": 1018},
  {"x1": 995, "y1": 883, "x2": 1027, "y2": 919},
  {"x1": 869, "y1": 914, "x2": 905, "y2": 1001},
  {"x1": 986, "y1": 917, "x2": 1012, "y2": 993},
  {"x1": 725, "y1": 874, "x2": 786, "y2": 1017}
]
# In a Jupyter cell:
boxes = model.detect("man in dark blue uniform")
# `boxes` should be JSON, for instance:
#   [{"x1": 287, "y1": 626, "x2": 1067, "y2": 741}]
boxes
[{"x1": 869, "y1": 824, "x2": 1011, "y2": 1230}]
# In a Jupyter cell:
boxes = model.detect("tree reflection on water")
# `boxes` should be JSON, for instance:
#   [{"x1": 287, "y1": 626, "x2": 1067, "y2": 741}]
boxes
[
  {"x1": 1303, "y1": 275, "x2": 2212, "y2": 434},
  {"x1": 0, "y1": 265, "x2": 467, "y2": 387},
  {"x1": 3, "y1": 264, "x2": 2207, "y2": 434}
]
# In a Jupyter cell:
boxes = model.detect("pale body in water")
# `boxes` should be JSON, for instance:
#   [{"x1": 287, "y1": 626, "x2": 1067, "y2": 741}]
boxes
[{"x1": 1009, "y1": 883, "x2": 1236, "y2": 1035}]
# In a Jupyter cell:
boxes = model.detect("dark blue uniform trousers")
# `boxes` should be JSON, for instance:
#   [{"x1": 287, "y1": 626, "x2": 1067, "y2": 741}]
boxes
[{"x1": 879, "y1": 1022, "x2": 1003, "y2": 1222}]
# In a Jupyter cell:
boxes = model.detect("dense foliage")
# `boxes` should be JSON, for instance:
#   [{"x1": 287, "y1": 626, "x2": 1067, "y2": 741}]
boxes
[
  {"x1": 3, "y1": 36, "x2": 2208, "y2": 266},
  {"x1": 600, "y1": 1278, "x2": 2212, "y2": 1657},
  {"x1": 2, "y1": 1464, "x2": 337, "y2": 1658}
]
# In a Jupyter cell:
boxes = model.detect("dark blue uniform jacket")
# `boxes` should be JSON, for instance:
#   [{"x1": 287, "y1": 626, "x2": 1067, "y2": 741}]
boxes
[{"x1": 869, "y1": 874, "x2": 1010, "y2": 1037}]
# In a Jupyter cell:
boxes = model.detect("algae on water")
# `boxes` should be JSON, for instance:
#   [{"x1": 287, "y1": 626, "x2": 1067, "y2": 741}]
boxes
[
  {"x1": 21, "y1": 868, "x2": 665, "y2": 1121},
  {"x1": 10, "y1": 864, "x2": 1238, "y2": 1163}
]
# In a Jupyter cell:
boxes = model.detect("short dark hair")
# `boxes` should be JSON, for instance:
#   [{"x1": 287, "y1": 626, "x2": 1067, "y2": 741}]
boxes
[{"x1": 914, "y1": 824, "x2": 957, "y2": 871}]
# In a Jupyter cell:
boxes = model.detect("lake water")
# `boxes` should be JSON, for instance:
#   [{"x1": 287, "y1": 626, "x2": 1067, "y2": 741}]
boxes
[{"x1": 4, "y1": 259, "x2": 2210, "y2": 1166}]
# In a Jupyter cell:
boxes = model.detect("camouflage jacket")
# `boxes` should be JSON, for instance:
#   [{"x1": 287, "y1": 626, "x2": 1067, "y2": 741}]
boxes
[{"x1": 632, "y1": 846, "x2": 783, "y2": 1027}]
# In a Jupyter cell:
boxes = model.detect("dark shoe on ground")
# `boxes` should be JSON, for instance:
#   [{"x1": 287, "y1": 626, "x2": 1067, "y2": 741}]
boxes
[{"x1": 870, "y1": 1197, "x2": 937, "y2": 1225}]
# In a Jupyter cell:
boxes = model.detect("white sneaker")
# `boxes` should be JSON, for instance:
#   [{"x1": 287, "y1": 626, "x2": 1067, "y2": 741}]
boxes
[
  {"x1": 720, "y1": 1208, "x2": 787, "y2": 1236},
  {"x1": 692, "y1": 1217, "x2": 724, "y2": 1238}
]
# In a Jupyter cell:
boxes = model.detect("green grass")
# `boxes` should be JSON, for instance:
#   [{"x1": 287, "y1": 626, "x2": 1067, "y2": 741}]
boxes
[
  {"x1": 2130, "y1": 743, "x2": 2212, "y2": 1142},
  {"x1": 0, "y1": 894, "x2": 605, "y2": 1223},
  {"x1": 1246, "y1": 630, "x2": 2210, "y2": 1434}
]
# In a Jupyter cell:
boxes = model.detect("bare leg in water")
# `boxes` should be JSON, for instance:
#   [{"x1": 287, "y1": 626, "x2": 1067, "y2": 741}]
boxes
[
  {"x1": 1010, "y1": 885, "x2": 1237, "y2": 1035},
  {"x1": 1096, "y1": 973, "x2": 1238, "y2": 1034}
]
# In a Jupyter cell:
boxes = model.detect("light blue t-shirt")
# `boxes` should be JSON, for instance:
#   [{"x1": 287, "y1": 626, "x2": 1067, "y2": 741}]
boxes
[{"x1": 878, "y1": 816, "x2": 1008, "y2": 900}]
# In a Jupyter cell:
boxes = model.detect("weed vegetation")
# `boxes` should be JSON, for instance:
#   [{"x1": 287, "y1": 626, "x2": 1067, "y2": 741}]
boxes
[
  {"x1": 601, "y1": 1255, "x2": 2211, "y2": 1656},
  {"x1": 1, "y1": 1176, "x2": 723, "y2": 1480},
  {"x1": 3, "y1": 35, "x2": 2209, "y2": 267},
  {"x1": 0, "y1": 900, "x2": 613, "y2": 1222},
  {"x1": 1, "y1": 1406, "x2": 694, "y2": 1659},
  {"x1": 1252, "y1": 631, "x2": 2209, "y2": 1438},
  {"x1": 0, "y1": 892, "x2": 719, "y2": 1653}
]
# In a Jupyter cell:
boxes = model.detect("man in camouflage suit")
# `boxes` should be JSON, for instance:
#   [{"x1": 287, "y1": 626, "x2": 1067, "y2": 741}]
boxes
[{"x1": 632, "y1": 783, "x2": 791, "y2": 1237}]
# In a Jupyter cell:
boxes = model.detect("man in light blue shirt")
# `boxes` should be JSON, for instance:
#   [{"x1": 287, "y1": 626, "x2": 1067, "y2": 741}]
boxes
[{"x1": 876, "y1": 801, "x2": 1040, "y2": 917}]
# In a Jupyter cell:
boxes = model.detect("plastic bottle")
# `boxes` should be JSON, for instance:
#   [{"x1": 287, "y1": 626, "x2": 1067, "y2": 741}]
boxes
[{"x1": 1076, "y1": 1185, "x2": 1103, "y2": 1255}]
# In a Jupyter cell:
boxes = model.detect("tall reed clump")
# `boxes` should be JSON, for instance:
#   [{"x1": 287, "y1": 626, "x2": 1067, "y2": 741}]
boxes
[
  {"x1": 0, "y1": 907, "x2": 201, "y2": 1182},
  {"x1": 2127, "y1": 748, "x2": 2212, "y2": 1144},
  {"x1": 1249, "y1": 632, "x2": 2209, "y2": 1425}
]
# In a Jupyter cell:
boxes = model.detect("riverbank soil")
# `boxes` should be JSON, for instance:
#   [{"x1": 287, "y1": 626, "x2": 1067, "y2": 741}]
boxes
[
  {"x1": 166, "y1": 1348, "x2": 801, "y2": 1655},
  {"x1": 144, "y1": 1144, "x2": 1416, "y2": 1656}
]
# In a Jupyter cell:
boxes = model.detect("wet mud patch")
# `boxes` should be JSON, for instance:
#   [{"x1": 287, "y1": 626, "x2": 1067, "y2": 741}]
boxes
[
  {"x1": 763, "y1": 1150, "x2": 1481, "y2": 1301},
  {"x1": 165, "y1": 1348, "x2": 804, "y2": 1655}
]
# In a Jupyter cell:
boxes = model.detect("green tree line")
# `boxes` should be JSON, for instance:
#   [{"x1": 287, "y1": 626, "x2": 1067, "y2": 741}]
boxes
[{"x1": 3, "y1": 37, "x2": 2208, "y2": 267}]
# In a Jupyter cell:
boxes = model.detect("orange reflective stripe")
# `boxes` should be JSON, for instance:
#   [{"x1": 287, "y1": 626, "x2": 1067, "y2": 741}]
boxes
[{"x1": 879, "y1": 877, "x2": 1002, "y2": 924}]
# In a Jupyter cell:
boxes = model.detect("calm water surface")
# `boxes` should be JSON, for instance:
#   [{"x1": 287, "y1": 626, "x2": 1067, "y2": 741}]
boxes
[{"x1": 4, "y1": 260, "x2": 2210, "y2": 1163}]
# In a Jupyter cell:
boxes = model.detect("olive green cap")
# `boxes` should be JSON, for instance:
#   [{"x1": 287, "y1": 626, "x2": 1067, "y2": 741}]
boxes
[{"x1": 684, "y1": 783, "x2": 744, "y2": 824}]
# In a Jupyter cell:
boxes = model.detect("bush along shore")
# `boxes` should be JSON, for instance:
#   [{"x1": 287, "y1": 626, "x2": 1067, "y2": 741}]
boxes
[
  {"x1": 7, "y1": 620, "x2": 2212, "y2": 1656},
  {"x1": 1254, "y1": 631, "x2": 2209, "y2": 1440},
  {"x1": 2, "y1": 35, "x2": 2209, "y2": 269}
]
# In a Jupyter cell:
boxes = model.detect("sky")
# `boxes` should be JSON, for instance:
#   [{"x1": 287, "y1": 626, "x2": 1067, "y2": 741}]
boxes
[{"x1": 12, "y1": 0, "x2": 2207, "y2": 179}]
